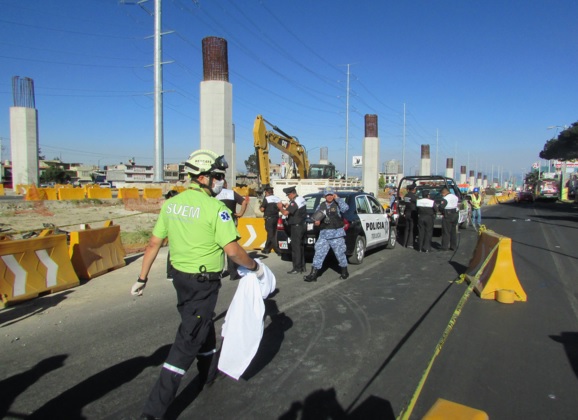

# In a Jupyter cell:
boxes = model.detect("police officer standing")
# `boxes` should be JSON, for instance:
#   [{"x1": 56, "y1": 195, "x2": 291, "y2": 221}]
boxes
[
  {"x1": 439, "y1": 187, "x2": 459, "y2": 251},
  {"x1": 402, "y1": 184, "x2": 418, "y2": 248},
  {"x1": 259, "y1": 186, "x2": 281, "y2": 255},
  {"x1": 304, "y1": 187, "x2": 349, "y2": 282},
  {"x1": 278, "y1": 186, "x2": 306, "y2": 274},
  {"x1": 416, "y1": 190, "x2": 436, "y2": 253},
  {"x1": 130, "y1": 149, "x2": 267, "y2": 420}
]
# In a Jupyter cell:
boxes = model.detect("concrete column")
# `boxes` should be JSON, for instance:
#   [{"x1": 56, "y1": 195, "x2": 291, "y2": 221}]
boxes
[
  {"x1": 10, "y1": 106, "x2": 39, "y2": 187},
  {"x1": 482, "y1": 175, "x2": 488, "y2": 188},
  {"x1": 362, "y1": 114, "x2": 379, "y2": 196},
  {"x1": 199, "y1": 37, "x2": 235, "y2": 187},
  {"x1": 477, "y1": 172, "x2": 482, "y2": 188},
  {"x1": 420, "y1": 145, "x2": 431, "y2": 176},
  {"x1": 460, "y1": 166, "x2": 467, "y2": 184},
  {"x1": 469, "y1": 170, "x2": 475, "y2": 189},
  {"x1": 445, "y1": 158, "x2": 454, "y2": 179}
]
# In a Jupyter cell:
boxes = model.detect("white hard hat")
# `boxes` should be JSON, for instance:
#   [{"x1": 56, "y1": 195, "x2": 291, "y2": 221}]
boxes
[{"x1": 184, "y1": 149, "x2": 228, "y2": 175}]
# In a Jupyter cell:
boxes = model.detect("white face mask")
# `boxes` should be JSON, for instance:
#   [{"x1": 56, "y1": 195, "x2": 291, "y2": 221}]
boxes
[{"x1": 212, "y1": 179, "x2": 225, "y2": 195}]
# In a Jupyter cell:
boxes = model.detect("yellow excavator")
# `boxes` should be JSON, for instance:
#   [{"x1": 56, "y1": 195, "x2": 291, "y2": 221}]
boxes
[{"x1": 252, "y1": 115, "x2": 337, "y2": 190}]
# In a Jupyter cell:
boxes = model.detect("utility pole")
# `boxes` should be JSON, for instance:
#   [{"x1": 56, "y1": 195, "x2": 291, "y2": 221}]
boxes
[
  {"x1": 345, "y1": 64, "x2": 350, "y2": 179},
  {"x1": 402, "y1": 103, "x2": 406, "y2": 176},
  {"x1": 132, "y1": 0, "x2": 172, "y2": 182}
]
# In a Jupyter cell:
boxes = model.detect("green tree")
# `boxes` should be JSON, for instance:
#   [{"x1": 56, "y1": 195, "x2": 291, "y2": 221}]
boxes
[
  {"x1": 244, "y1": 152, "x2": 259, "y2": 174},
  {"x1": 524, "y1": 169, "x2": 540, "y2": 191},
  {"x1": 539, "y1": 122, "x2": 578, "y2": 161},
  {"x1": 40, "y1": 165, "x2": 68, "y2": 184},
  {"x1": 378, "y1": 174, "x2": 386, "y2": 189}
]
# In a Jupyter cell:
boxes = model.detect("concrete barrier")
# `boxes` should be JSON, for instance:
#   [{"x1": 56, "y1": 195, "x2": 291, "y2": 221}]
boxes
[
  {"x1": 465, "y1": 228, "x2": 527, "y2": 302},
  {"x1": 143, "y1": 188, "x2": 163, "y2": 199},
  {"x1": 68, "y1": 221, "x2": 126, "y2": 280},
  {"x1": 118, "y1": 188, "x2": 140, "y2": 199},
  {"x1": 58, "y1": 188, "x2": 86, "y2": 201},
  {"x1": 0, "y1": 233, "x2": 80, "y2": 307},
  {"x1": 87, "y1": 187, "x2": 113, "y2": 200}
]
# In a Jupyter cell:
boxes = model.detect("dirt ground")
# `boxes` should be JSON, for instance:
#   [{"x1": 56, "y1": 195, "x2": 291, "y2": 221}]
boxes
[{"x1": 0, "y1": 199, "x2": 163, "y2": 254}]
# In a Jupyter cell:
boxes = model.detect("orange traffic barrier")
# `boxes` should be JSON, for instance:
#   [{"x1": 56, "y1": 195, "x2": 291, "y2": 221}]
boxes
[
  {"x1": 68, "y1": 221, "x2": 126, "y2": 280},
  {"x1": 422, "y1": 398, "x2": 488, "y2": 420},
  {"x1": 0, "y1": 184, "x2": 4, "y2": 196},
  {"x1": 118, "y1": 187, "x2": 140, "y2": 199},
  {"x1": 25, "y1": 185, "x2": 46, "y2": 201},
  {"x1": 58, "y1": 187, "x2": 85, "y2": 200},
  {"x1": 465, "y1": 229, "x2": 527, "y2": 302},
  {"x1": 237, "y1": 217, "x2": 267, "y2": 250},
  {"x1": 87, "y1": 187, "x2": 113, "y2": 199},
  {"x1": 143, "y1": 188, "x2": 163, "y2": 199},
  {"x1": 0, "y1": 233, "x2": 80, "y2": 307}
]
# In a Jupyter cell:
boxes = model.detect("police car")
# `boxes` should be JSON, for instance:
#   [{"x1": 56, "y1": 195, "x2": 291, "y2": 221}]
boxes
[
  {"x1": 277, "y1": 190, "x2": 396, "y2": 264},
  {"x1": 395, "y1": 175, "x2": 470, "y2": 231}
]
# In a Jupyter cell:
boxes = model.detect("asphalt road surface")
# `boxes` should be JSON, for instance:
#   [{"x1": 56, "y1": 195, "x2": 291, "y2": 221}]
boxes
[{"x1": 1, "y1": 199, "x2": 577, "y2": 419}]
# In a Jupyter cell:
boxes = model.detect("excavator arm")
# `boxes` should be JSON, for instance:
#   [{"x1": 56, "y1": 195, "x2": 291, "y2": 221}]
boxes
[{"x1": 253, "y1": 115, "x2": 310, "y2": 189}]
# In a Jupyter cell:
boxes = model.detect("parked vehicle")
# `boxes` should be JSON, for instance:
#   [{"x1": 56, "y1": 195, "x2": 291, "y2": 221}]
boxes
[
  {"x1": 97, "y1": 182, "x2": 111, "y2": 188},
  {"x1": 537, "y1": 179, "x2": 558, "y2": 200},
  {"x1": 395, "y1": 175, "x2": 470, "y2": 231},
  {"x1": 276, "y1": 190, "x2": 396, "y2": 264},
  {"x1": 515, "y1": 190, "x2": 535, "y2": 203}
]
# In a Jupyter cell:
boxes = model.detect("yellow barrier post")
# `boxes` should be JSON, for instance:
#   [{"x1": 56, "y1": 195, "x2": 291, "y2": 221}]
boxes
[
  {"x1": 465, "y1": 229, "x2": 527, "y2": 302},
  {"x1": 0, "y1": 234, "x2": 80, "y2": 307},
  {"x1": 237, "y1": 217, "x2": 268, "y2": 250},
  {"x1": 68, "y1": 221, "x2": 126, "y2": 280}
]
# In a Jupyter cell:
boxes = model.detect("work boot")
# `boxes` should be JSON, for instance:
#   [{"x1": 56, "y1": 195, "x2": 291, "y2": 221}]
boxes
[
  {"x1": 304, "y1": 268, "x2": 318, "y2": 282},
  {"x1": 340, "y1": 267, "x2": 349, "y2": 279}
]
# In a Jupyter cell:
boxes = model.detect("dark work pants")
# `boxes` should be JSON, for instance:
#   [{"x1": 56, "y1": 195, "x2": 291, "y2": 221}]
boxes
[
  {"x1": 441, "y1": 211, "x2": 459, "y2": 250},
  {"x1": 263, "y1": 216, "x2": 281, "y2": 253},
  {"x1": 142, "y1": 271, "x2": 221, "y2": 418},
  {"x1": 290, "y1": 223, "x2": 306, "y2": 271},
  {"x1": 402, "y1": 212, "x2": 417, "y2": 247},
  {"x1": 417, "y1": 213, "x2": 434, "y2": 252}
]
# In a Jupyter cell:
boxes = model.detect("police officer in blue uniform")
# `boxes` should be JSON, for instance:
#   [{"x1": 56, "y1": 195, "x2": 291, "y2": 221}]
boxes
[
  {"x1": 278, "y1": 186, "x2": 306, "y2": 274},
  {"x1": 304, "y1": 187, "x2": 349, "y2": 282}
]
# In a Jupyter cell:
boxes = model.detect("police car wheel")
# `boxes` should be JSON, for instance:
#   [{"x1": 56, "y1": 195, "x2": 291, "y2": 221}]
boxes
[
  {"x1": 349, "y1": 236, "x2": 366, "y2": 265},
  {"x1": 386, "y1": 227, "x2": 396, "y2": 249}
]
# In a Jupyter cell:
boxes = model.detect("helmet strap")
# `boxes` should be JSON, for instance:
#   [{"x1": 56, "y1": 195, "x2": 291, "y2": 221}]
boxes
[{"x1": 191, "y1": 176, "x2": 215, "y2": 196}]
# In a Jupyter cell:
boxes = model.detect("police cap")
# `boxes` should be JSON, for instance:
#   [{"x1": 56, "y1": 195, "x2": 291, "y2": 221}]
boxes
[
  {"x1": 408, "y1": 184, "x2": 417, "y2": 190},
  {"x1": 283, "y1": 186, "x2": 297, "y2": 195},
  {"x1": 264, "y1": 186, "x2": 274, "y2": 192},
  {"x1": 323, "y1": 187, "x2": 336, "y2": 196}
]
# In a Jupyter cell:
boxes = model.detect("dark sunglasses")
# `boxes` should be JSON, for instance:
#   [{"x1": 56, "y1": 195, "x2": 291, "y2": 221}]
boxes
[{"x1": 211, "y1": 173, "x2": 225, "y2": 180}]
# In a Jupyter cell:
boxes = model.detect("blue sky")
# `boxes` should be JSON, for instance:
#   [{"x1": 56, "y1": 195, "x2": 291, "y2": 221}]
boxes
[{"x1": 1, "y1": 0, "x2": 577, "y2": 182}]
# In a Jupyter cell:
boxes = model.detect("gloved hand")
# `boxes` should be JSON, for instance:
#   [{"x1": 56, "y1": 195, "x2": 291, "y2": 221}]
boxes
[
  {"x1": 250, "y1": 259, "x2": 266, "y2": 279},
  {"x1": 131, "y1": 278, "x2": 147, "y2": 296}
]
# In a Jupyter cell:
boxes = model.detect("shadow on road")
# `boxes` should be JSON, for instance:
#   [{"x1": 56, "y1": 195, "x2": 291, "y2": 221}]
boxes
[
  {"x1": 0, "y1": 291, "x2": 73, "y2": 328},
  {"x1": 0, "y1": 354, "x2": 68, "y2": 419},
  {"x1": 25, "y1": 345, "x2": 170, "y2": 419},
  {"x1": 550, "y1": 332, "x2": 578, "y2": 380},
  {"x1": 279, "y1": 387, "x2": 395, "y2": 420}
]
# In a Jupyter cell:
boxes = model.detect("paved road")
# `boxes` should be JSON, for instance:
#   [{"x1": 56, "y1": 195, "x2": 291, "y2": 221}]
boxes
[{"x1": 1, "y1": 200, "x2": 577, "y2": 419}]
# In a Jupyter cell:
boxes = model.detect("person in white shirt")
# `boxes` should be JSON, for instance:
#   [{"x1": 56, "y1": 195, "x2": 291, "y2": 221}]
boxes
[
  {"x1": 416, "y1": 190, "x2": 436, "y2": 253},
  {"x1": 439, "y1": 188, "x2": 459, "y2": 251}
]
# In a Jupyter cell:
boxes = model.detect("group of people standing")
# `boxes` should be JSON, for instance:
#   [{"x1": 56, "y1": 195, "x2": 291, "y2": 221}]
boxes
[
  {"x1": 260, "y1": 185, "x2": 349, "y2": 283},
  {"x1": 402, "y1": 184, "x2": 482, "y2": 253}
]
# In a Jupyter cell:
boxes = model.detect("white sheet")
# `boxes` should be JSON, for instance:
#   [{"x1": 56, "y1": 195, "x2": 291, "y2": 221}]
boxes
[{"x1": 218, "y1": 260, "x2": 276, "y2": 380}]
